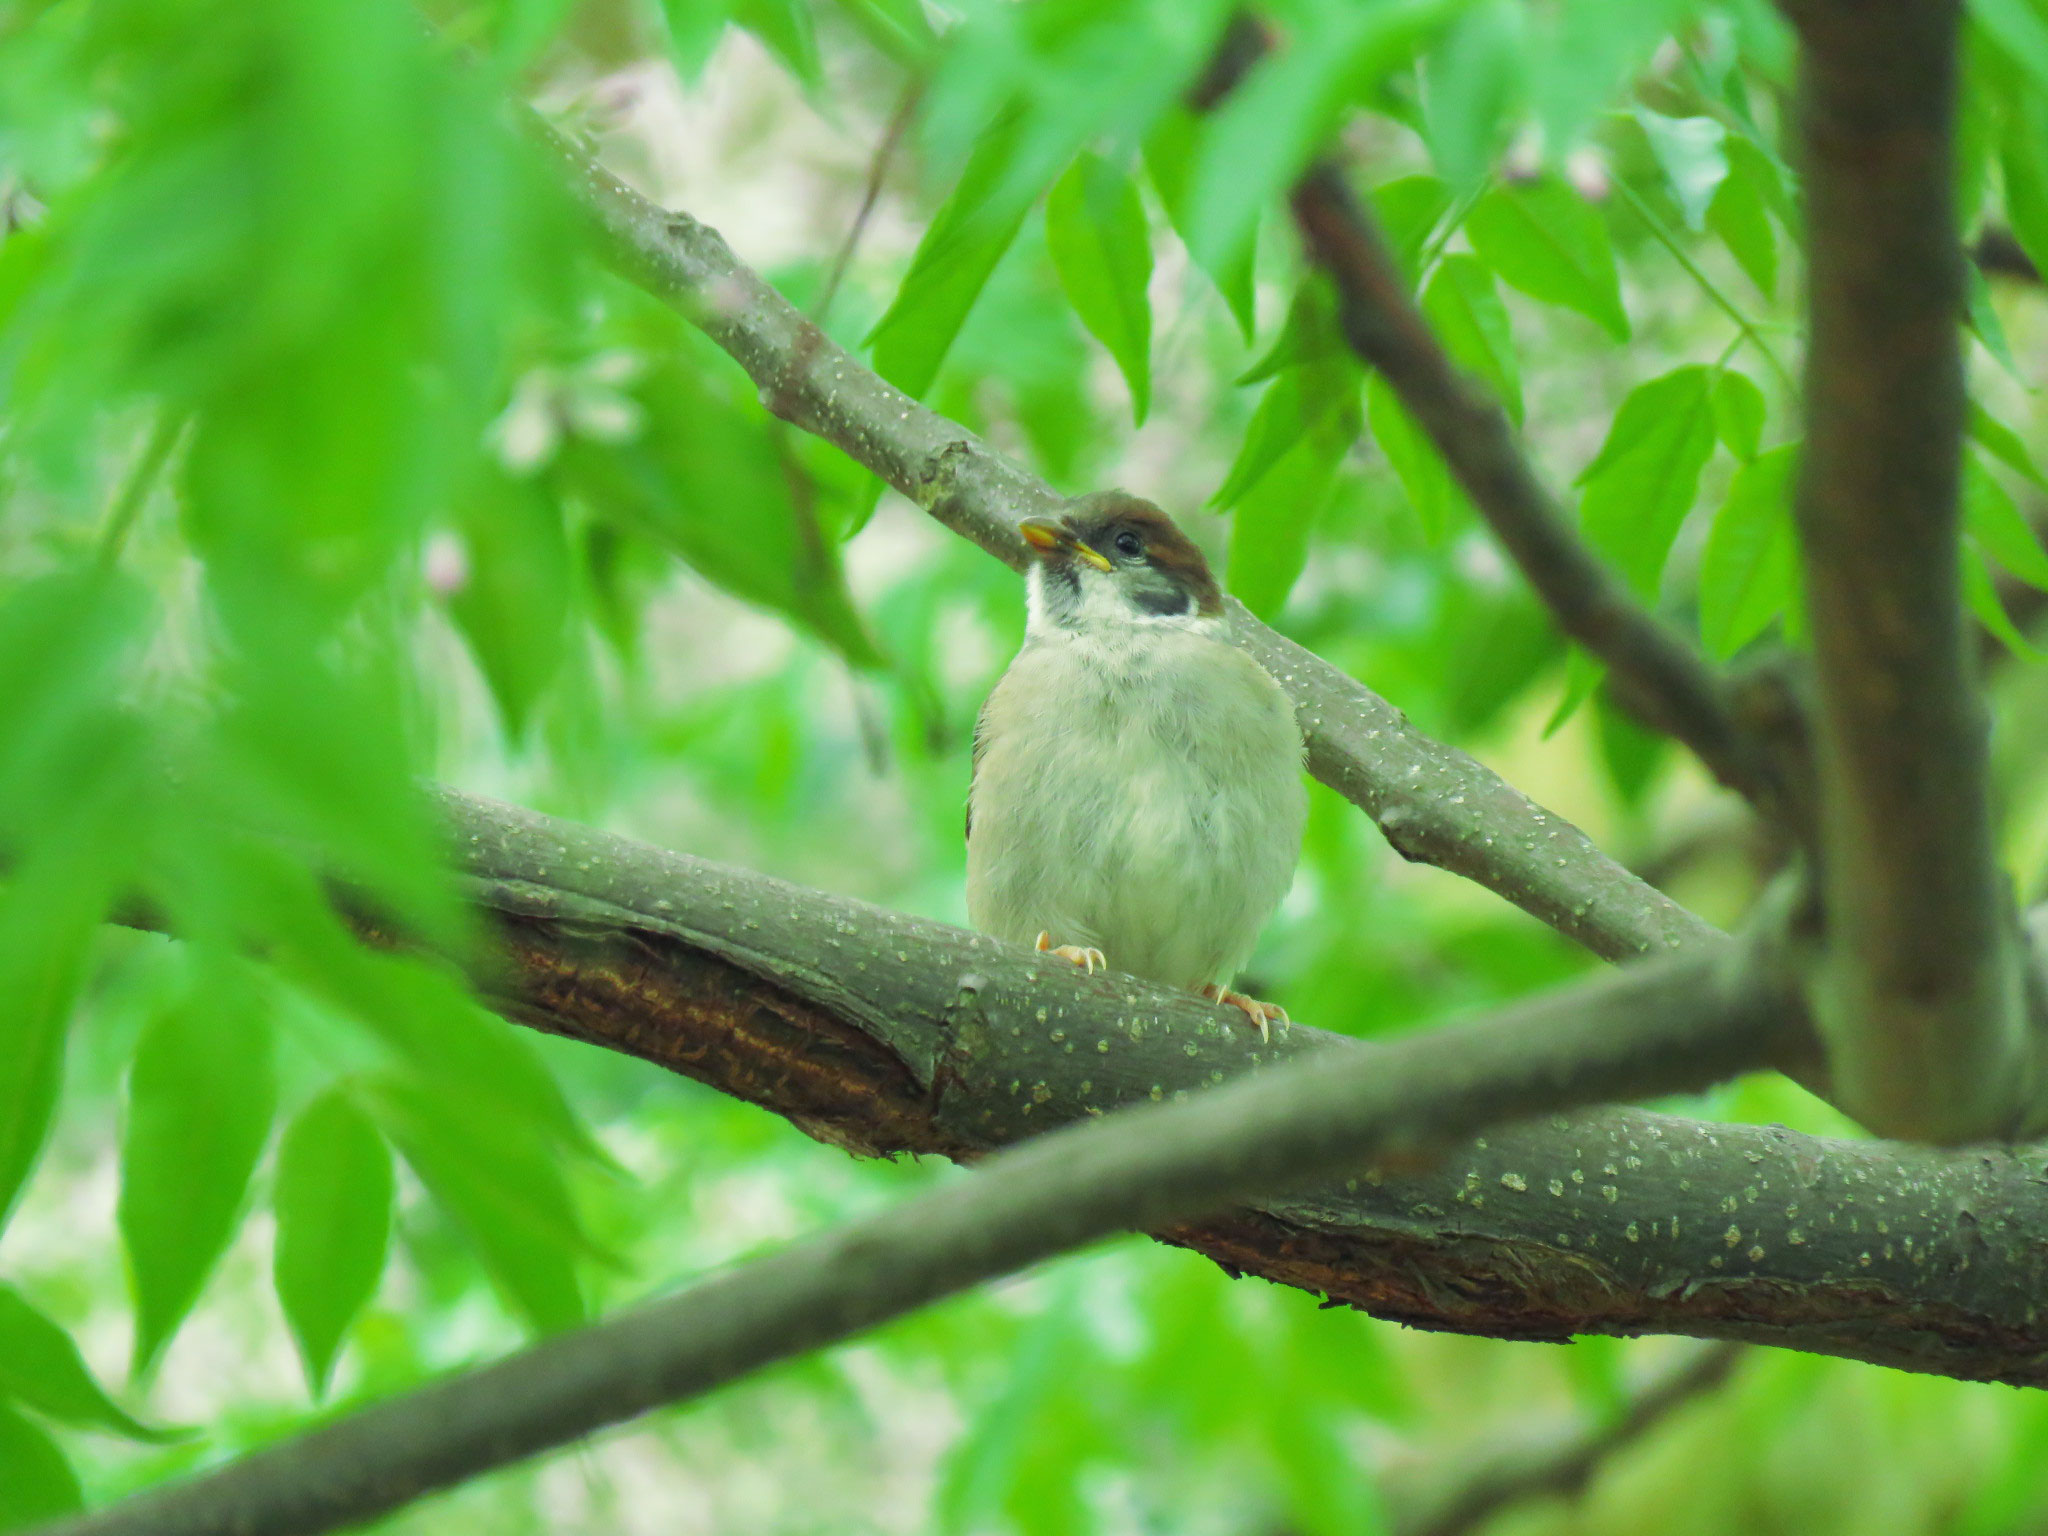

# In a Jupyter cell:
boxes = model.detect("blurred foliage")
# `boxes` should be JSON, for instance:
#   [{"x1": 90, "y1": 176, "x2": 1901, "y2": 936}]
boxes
[{"x1": 4, "y1": 0, "x2": 2048, "y2": 1532}]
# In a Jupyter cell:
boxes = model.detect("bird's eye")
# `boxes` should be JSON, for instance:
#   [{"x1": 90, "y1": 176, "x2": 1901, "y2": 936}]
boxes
[{"x1": 1113, "y1": 531, "x2": 1144, "y2": 558}]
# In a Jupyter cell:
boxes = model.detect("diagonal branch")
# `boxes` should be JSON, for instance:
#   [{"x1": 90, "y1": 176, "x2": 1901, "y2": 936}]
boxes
[
  {"x1": 1287, "y1": 164, "x2": 1780, "y2": 815},
  {"x1": 38, "y1": 801, "x2": 1786, "y2": 1536},
  {"x1": 53, "y1": 783, "x2": 2048, "y2": 1536},
  {"x1": 527, "y1": 116, "x2": 1719, "y2": 966},
  {"x1": 1386, "y1": 1343, "x2": 1745, "y2": 1536},
  {"x1": 1784, "y1": 0, "x2": 2029, "y2": 1140},
  {"x1": 434, "y1": 792, "x2": 2048, "y2": 1386}
]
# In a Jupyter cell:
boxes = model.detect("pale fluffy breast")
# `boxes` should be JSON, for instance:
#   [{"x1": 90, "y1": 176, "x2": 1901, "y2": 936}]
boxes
[{"x1": 966, "y1": 622, "x2": 1305, "y2": 991}]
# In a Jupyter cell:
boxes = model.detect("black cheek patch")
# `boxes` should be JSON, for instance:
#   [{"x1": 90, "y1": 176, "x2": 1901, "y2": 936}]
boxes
[{"x1": 1132, "y1": 583, "x2": 1192, "y2": 617}]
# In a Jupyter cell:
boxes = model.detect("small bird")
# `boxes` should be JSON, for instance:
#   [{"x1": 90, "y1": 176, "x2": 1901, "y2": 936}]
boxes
[{"x1": 966, "y1": 491, "x2": 1307, "y2": 1038}]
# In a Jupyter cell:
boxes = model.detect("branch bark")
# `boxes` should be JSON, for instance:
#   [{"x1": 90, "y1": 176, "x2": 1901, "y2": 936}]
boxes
[
  {"x1": 1287, "y1": 163, "x2": 1780, "y2": 816},
  {"x1": 36, "y1": 796, "x2": 1786, "y2": 1536},
  {"x1": 527, "y1": 116, "x2": 1718, "y2": 967},
  {"x1": 422, "y1": 792, "x2": 2048, "y2": 1385},
  {"x1": 1786, "y1": 0, "x2": 2030, "y2": 1139}
]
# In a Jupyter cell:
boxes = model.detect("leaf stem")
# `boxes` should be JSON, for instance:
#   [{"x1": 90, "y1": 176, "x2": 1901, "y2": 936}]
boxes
[
  {"x1": 95, "y1": 413, "x2": 186, "y2": 567},
  {"x1": 1609, "y1": 177, "x2": 1794, "y2": 391}
]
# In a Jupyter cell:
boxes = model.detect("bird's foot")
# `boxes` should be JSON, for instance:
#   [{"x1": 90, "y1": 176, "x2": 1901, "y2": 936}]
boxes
[
  {"x1": 1035, "y1": 931, "x2": 1107, "y2": 975},
  {"x1": 1200, "y1": 984, "x2": 1287, "y2": 1044}
]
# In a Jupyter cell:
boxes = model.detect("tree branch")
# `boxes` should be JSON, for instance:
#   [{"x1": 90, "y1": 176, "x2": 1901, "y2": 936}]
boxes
[
  {"x1": 37, "y1": 796, "x2": 1786, "y2": 1536},
  {"x1": 1287, "y1": 164, "x2": 1780, "y2": 815},
  {"x1": 1786, "y1": 0, "x2": 2029, "y2": 1140},
  {"x1": 525, "y1": 115, "x2": 1719, "y2": 966},
  {"x1": 419, "y1": 792, "x2": 2048, "y2": 1386},
  {"x1": 1385, "y1": 1343, "x2": 1745, "y2": 1536}
]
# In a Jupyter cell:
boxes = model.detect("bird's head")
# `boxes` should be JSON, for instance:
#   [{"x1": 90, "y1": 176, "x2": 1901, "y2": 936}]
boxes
[{"x1": 1018, "y1": 492, "x2": 1224, "y2": 635}]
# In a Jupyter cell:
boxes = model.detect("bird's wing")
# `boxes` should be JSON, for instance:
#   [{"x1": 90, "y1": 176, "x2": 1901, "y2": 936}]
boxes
[{"x1": 965, "y1": 693, "x2": 993, "y2": 844}]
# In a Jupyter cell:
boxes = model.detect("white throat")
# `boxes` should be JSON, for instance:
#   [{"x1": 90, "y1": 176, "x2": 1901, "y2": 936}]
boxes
[{"x1": 1024, "y1": 563, "x2": 1223, "y2": 642}]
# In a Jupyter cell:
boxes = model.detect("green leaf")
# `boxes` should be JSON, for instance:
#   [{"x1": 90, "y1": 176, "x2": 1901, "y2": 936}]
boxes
[
  {"x1": 1421, "y1": 0, "x2": 1523, "y2": 190},
  {"x1": 1213, "y1": 360, "x2": 1359, "y2": 511},
  {"x1": 1185, "y1": 0, "x2": 1464, "y2": 276},
  {"x1": 1421, "y1": 252, "x2": 1521, "y2": 422},
  {"x1": 1968, "y1": 262, "x2": 2025, "y2": 381},
  {"x1": 1576, "y1": 366, "x2": 1716, "y2": 593},
  {"x1": 1366, "y1": 371, "x2": 1472, "y2": 542},
  {"x1": 1711, "y1": 369, "x2": 1766, "y2": 461},
  {"x1": 445, "y1": 470, "x2": 572, "y2": 739},
  {"x1": 0, "y1": 965, "x2": 74, "y2": 1243},
  {"x1": 1236, "y1": 279, "x2": 1344, "y2": 387},
  {"x1": 1045, "y1": 152, "x2": 1153, "y2": 425},
  {"x1": 0, "y1": 606, "x2": 124, "y2": 1179},
  {"x1": 1370, "y1": 173, "x2": 1454, "y2": 285},
  {"x1": 867, "y1": 115, "x2": 1035, "y2": 400},
  {"x1": 1542, "y1": 648, "x2": 1605, "y2": 737},
  {"x1": 563, "y1": 347, "x2": 879, "y2": 668},
  {"x1": 118, "y1": 966, "x2": 277, "y2": 1376},
  {"x1": 372, "y1": 1080, "x2": 590, "y2": 1335},
  {"x1": 826, "y1": 0, "x2": 937, "y2": 67},
  {"x1": 0, "y1": 573, "x2": 152, "y2": 1237},
  {"x1": 1976, "y1": 0, "x2": 2048, "y2": 98},
  {"x1": 1635, "y1": 111, "x2": 1729, "y2": 230},
  {"x1": 1227, "y1": 399, "x2": 1356, "y2": 618},
  {"x1": 0, "y1": 1404, "x2": 82, "y2": 1530},
  {"x1": 732, "y1": 0, "x2": 822, "y2": 89},
  {"x1": 274, "y1": 1089, "x2": 394, "y2": 1395},
  {"x1": 2002, "y1": 99, "x2": 2048, "y2": 279},
  {"x1": 1706, "y1": 141, "x2": 1779, "y2": 298},
  {"x1": 1969, "y1": 401, "x2": 2047, "y2": 490},
  {"x1": 0, "y1": 1285, "x2": 177, "y2": 1442},
  {"x1": 653, "y1": 0, "x2": 734, "y2": 80},
  {"x1": 1143, "y1": 109, "x2": 1255, "y2": 340},
  {"x1": 1965, "y1": 454, "x2": 2048, "y2": 589},
  {"x1": 207, "y1": 643, "x2": 467, "y2": 959},
  {"x1": 1467, "y1": 178, "x2": 1630, "y2": 341},
  {"x1": 1529, "y1": 0, "x2": 1697, "y2": 156},
  {"x1": 1700, "y1": 443, "x2": 1800, "y2": 657},
  {"x1": 1965, "y1": 539, "x2": 2044, "y2": 659},
  {"x1": 1594, "y1": 692, "x2": 1665, "y2": 811}
]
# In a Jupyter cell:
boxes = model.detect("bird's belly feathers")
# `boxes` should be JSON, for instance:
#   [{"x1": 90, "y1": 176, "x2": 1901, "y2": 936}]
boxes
[{"x1": 966, "y1": 630, "x2": 1305, "y2": 991}]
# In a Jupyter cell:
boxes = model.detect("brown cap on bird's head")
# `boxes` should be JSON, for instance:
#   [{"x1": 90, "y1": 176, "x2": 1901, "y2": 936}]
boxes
[{"x1": 1016, "y1": 491, "x2": 1224, "y2": 618}]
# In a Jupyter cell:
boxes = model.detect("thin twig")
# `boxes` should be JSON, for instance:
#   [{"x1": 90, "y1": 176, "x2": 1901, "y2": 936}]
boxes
[
  {"x1": 1388, "y1": 1344, "x2": 1746, "y2": 1536},
  {"x1": 1286, "y1": 163, "x2": 1782, "y2": 815},
  {"x1": 1784, "y1": 0, "x2": 2029, "y2": 1140},
  {"x1": 813, "y1": 77, "x2": 921, "y2": 326},
  {"x1": 95, "y1": 412, "x2": 185, "y2": 566},
  {"x1": 1608, "y1": 176, "x2": 1794, "y2": 389}
]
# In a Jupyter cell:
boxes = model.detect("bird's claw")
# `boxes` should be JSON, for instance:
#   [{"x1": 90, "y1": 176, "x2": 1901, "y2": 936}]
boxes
[
  {"x1": 1200, "y1": 985, "x2": 1287, "y2": 1044},
  {"x1": 1035, "y1": 932, "x2": 1107, "y2": 975}
]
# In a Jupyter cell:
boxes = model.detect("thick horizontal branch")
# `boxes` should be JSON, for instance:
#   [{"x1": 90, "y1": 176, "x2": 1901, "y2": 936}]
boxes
[
  {"x1": 1786, "y1": 0, "x2": 2029, "y2": 1139},
  {"x1": 35, "y1": 799, "x2": 1780, "y2": 1536},
  {"x1": 417, "y1": 791, "x2": 2036, "y2": 1389},
  {"x1": 530, "y1": 115, "x2": 1717, "y2": 966},
  {"x1": 1288, "y1": 164, "x2": 1778, "y2": 815}
]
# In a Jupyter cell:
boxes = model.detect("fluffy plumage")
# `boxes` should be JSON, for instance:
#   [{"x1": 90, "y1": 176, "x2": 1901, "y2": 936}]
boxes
[{"x1": 966, "y1": 492, "x2": 1306, "y2": 1002}]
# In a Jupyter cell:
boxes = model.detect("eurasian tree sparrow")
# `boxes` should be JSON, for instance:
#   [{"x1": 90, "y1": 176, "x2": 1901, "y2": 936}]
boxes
[{"x1": 966, "y1": 492, "x2": 1307, "y2": 1036}]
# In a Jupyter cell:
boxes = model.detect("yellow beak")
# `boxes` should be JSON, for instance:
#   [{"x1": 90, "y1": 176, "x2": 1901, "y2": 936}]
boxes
[{"x1": 1018, "y1": 517, "x2": 1113, "y2": 572}]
